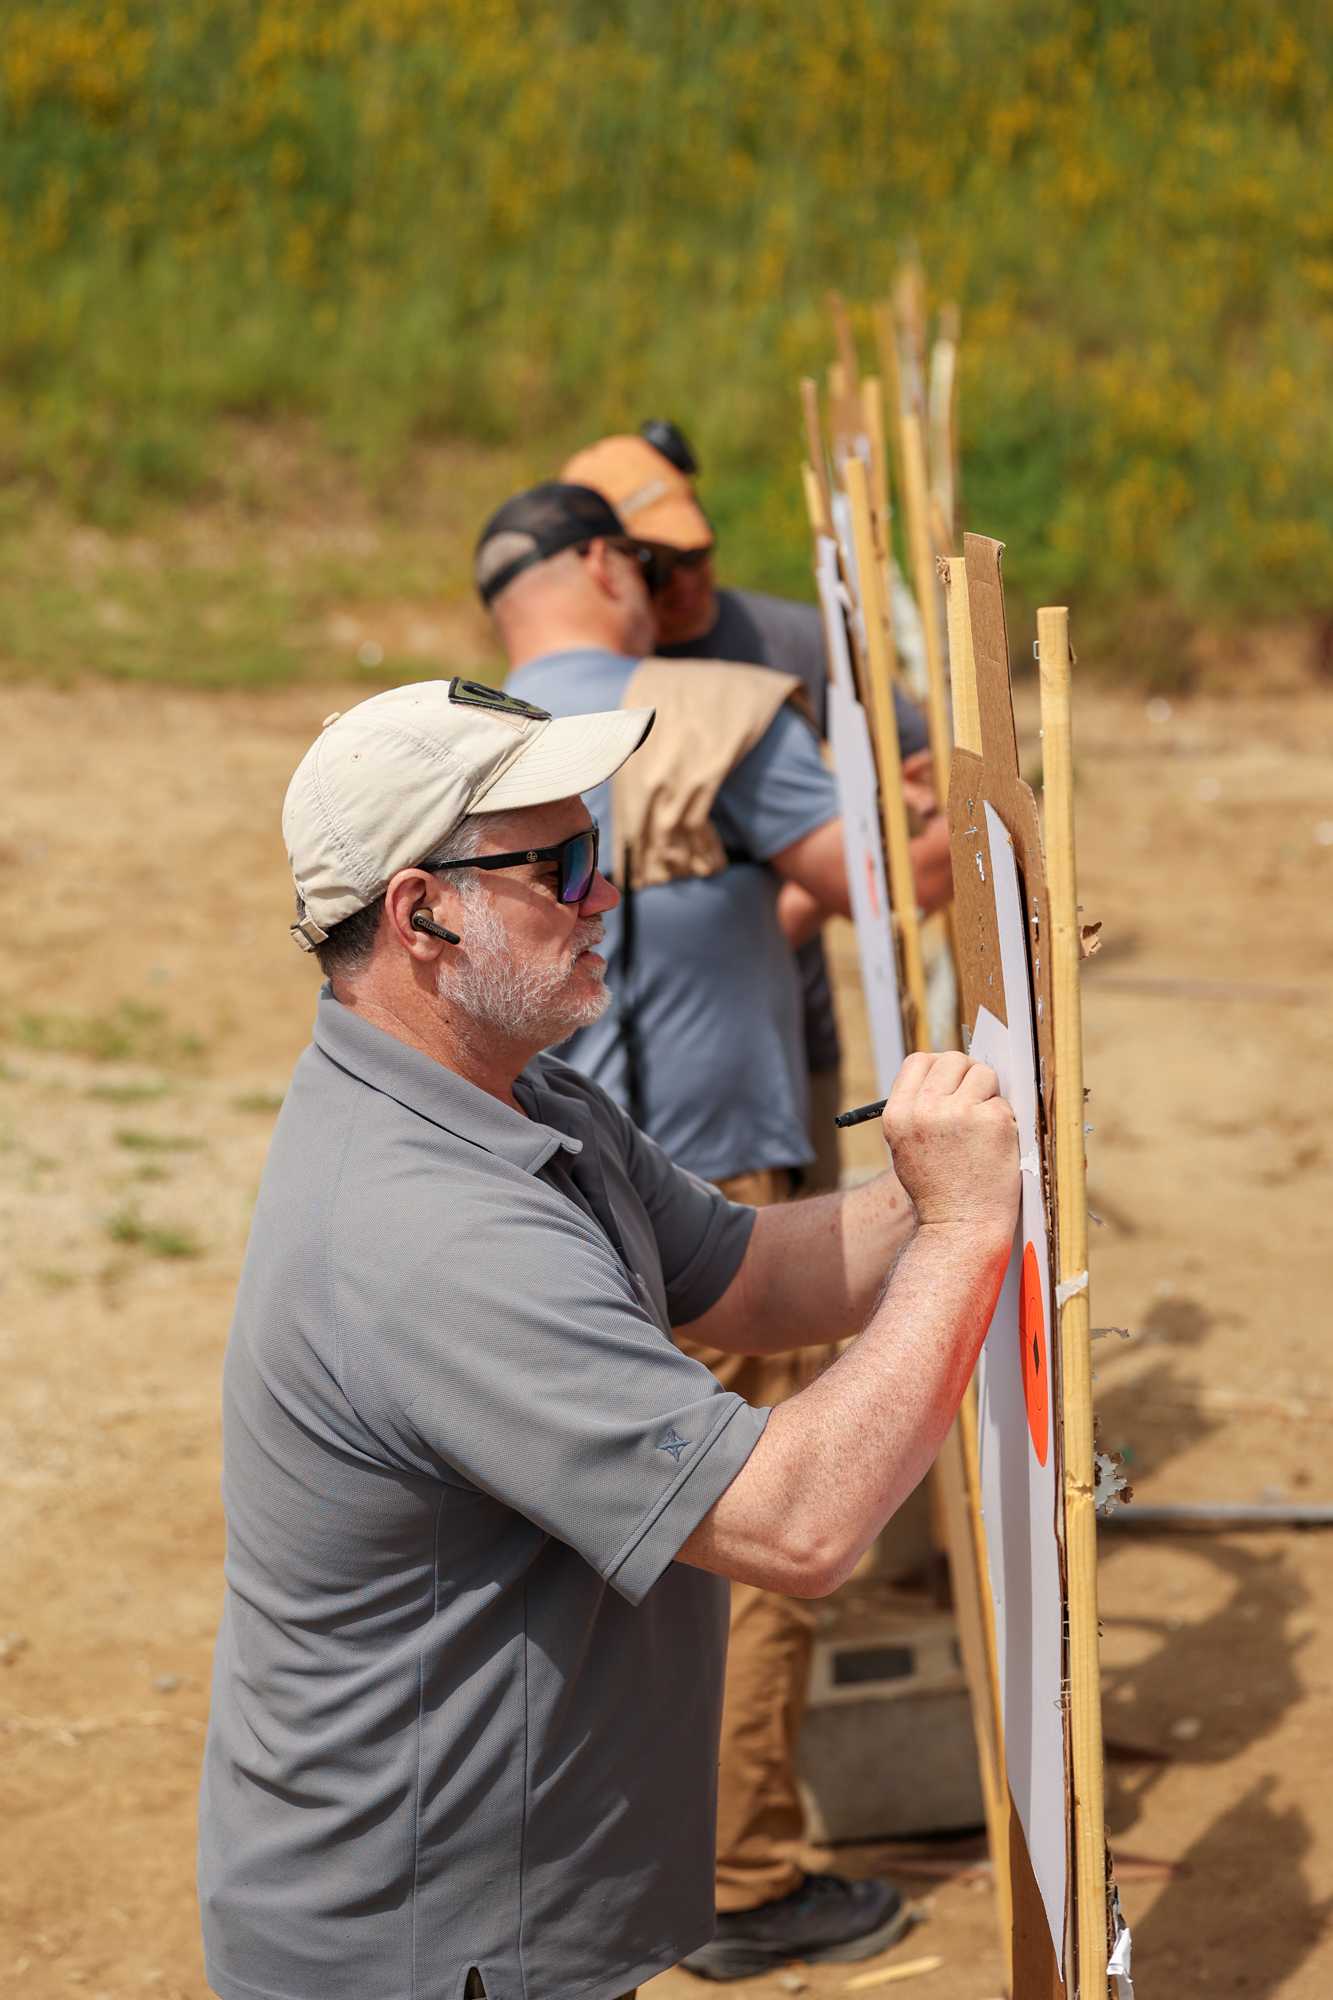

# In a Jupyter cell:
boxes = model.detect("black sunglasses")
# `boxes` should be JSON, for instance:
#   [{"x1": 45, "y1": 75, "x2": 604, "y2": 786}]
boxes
[
  {"x1": 427, "y1": 823, "x2": 600, "y2": 905},
  {"x1": 648, "y1": 544, "x2": 712, "y2": 590},
  {"x1": 575, "y1": 536, "x2": 668, "y2": 594}
]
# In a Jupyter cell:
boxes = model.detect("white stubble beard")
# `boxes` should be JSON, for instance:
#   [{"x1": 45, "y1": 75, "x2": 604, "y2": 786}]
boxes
[{"x1": 436, "y1": 897, "x2": 612, "y2": 1051}]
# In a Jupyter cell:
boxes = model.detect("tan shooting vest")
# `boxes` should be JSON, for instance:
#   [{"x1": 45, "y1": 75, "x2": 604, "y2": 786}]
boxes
[{"x1": 611, "y1": 659, "x2": 806, "y2": 888}]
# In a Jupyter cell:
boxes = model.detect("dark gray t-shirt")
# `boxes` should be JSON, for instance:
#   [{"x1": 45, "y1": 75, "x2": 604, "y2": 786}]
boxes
[
  {"x1": 660, "y1": 589, "x2": 930, "y2": 1076},
  {"x1": 658, "y1": 586, "x2": 931, "y2": 751},
  {"x1": 198, "y1": 988, "x2": 766, "y2": 2000}
]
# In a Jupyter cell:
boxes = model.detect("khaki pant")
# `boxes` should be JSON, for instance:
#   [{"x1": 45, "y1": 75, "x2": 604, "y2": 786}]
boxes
[
  {"x1": 804, "y1": 1068, "x2": 843, "y2": 1196},
  {"x1": 677, "y1": 1167, "x2": 835, "y2": 1912}
]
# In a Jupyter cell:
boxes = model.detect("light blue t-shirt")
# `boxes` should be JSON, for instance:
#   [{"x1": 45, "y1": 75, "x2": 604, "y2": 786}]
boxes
[{"x1": 505, "y1": 648, "x2": 841, "y2": 1184}]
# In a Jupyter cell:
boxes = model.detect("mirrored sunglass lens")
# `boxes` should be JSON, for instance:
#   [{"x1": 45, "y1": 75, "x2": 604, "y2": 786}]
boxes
[{"x1": 561, "y1": 833, "x2": 596, "y2": 902}]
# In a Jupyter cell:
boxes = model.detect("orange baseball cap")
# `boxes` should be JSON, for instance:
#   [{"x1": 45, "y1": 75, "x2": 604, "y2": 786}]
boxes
[{"x1": 560, "y1": 435, "x2": 713, "y2": 552}]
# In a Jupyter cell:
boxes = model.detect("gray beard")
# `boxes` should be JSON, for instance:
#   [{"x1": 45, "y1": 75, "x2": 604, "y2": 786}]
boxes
[{"x1": 437, "y1": 899, "x2": 611, "y2": 1050}]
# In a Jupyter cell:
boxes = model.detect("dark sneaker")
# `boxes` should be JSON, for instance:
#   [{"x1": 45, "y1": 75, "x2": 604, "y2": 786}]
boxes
[{"x1": 680, "y1": 1872, "x2": 913, "y2": 1981}]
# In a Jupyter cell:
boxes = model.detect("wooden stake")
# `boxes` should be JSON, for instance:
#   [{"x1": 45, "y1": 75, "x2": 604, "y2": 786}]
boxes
[
  {"x1": 928, "y1": 304, "x2": 960, "y2": 548},
  {"x1": 1038, "y1": 606, "x2": 1109, "y2": 2000},
  {"x1": 844, "y1": 456, "x2": 929, "y2": 1046},
  {"x1": 893, "y1": 261, "x2": 928, "y2": 410},
  {"x1": 929, "y1": 492, "x2": 954, "y2": 565},
  {"x1": 898, "y1": 404, "x2": 953, "y2": 804},
  {"x1": 873, "y1": 303, "x2": 953, "y2": 801},
  {"x1": 860, "y1": 377, "x2": 891, "y2": 526},
  {"x1": 941, "y1": 558, "x2": 981, "y2": 756},
  {"x1": 872, "y1": 302, "x2": 908, "y2": 532},
  {"x1": 859, "y1": 375, "x2": 900, "y2": 701},
  {"x1": 828, "y1": 289, "x2": 862, "y2": 406},
  {"x1": 801, "y1": 462, "x2": 831, "y2": 540},
  {"x1": 828, "y1": 348, "x2": 861, "y2": 464},
  {"x1": 828, "y1": 361, "x2": 847, "y2": 454},
  {"x1": 800, "y1": 378, "x2": 833, "y2": 532}
]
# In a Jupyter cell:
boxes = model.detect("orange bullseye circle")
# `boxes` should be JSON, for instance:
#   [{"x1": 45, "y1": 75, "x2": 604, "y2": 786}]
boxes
[{"x1": 1018, "y1": 1238, "x2": 1049, "y2": 1466}]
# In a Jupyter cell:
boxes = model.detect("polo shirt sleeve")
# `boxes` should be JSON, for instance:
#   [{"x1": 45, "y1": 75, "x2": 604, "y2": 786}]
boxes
[
  {"x1": 708, "y1": 701, "x2": 840, "y2": 862},
  {"x1": 344, "y1": 1170, "x2": 767, "y2": 1608},
  {"x1": 630, "y1": 1135, "x2": 755, "y2": 1324},
  {"x1": 580, "y1": 1076, "x2": 757, "y2": 1323}
]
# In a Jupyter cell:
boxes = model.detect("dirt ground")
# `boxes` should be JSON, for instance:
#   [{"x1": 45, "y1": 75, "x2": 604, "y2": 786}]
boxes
[{"x1": 3, "y1": 671, "x2": 1333, "y2": 2000}]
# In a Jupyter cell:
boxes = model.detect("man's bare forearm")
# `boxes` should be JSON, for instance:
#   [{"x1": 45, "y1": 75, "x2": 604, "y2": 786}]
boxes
[
  {"x1": 678, "y1": 1171, "x2": 915, "y2": 1355},
  {"x1": 675, "y1": 1212, "x2": 1012, "y2": 1596}
]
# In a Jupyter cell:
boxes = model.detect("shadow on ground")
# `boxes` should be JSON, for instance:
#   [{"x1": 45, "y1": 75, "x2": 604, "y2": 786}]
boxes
[
  {"x1": 1104, "y1": 1538, "x2": 1309, "y2": 1841},
  {"x1": 1129, "y1": 1777, "x2": 1332, "y2": 1995}
]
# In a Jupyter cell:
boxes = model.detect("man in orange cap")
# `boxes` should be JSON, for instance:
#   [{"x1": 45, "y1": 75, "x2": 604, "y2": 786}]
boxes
[{"x1": 548, "y1": 438, "x2": 953, "y2": 1978}]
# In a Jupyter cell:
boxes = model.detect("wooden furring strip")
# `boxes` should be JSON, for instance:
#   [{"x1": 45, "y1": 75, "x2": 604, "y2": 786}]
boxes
[
  {"x1": 941, "y1": 557, "x2": 981, "y2": 756},
  {"x1": 934, "y1": 1403, "x2": 1012, "y2": 1991},
  {"x1": 1039, "y1": 606, "x2": 1110, "y2": 2000},
  {"x1": 845, "y1": 456, "x2": 929, "y2": 1046}
]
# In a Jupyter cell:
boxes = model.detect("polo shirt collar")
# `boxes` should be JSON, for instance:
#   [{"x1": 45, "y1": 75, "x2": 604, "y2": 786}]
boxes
[{"x1": 311, "y1": 984, "x2": 581, "y2": 1176}]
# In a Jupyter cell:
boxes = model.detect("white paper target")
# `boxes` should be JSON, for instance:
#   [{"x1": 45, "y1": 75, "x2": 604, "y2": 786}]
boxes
[
  {"x1": 814, "y1": 534, "x2": 906, "y2": 1095},
  {"x1": 969, "y1": 801, "x2": 1067, "y2": 1971}
]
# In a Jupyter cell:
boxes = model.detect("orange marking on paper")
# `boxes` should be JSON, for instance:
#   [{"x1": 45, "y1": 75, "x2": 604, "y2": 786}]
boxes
[{"x1": 1019, "y1": 1238, "x2": 1050, "y2": 1466}]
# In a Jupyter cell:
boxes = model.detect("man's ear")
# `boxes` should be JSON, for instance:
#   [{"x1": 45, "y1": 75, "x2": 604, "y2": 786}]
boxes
[
  {"x1": 582, "y1": 538, "x2": 621, "y2": 601},
  {"x1": 384, "y1": 869, "x2": 466, "y2": 958}
]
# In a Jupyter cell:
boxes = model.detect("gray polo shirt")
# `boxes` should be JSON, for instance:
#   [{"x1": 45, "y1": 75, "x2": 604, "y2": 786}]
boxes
[{"x1": 199, "y1": 987, "x2": 767, "y2": 2000}]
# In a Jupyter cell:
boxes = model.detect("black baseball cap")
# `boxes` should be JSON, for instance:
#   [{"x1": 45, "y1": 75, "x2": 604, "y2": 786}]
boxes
[
  {"x1": 639, "y1": 419, "x2": 700, "y2": 477},
  {"x1": 474, "y1": 482, "x2": 631, "y2": 605}
]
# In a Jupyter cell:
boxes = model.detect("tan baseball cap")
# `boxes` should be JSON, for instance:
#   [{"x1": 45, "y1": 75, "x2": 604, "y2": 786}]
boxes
[
  {"x1": 282, "y1": 677, "x2": 654, "y2": 949},
  {"x1": 560, "y1": 435, "x2": 712, "y2": 551}
]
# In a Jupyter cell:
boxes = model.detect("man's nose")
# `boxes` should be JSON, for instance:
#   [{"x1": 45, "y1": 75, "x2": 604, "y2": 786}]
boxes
[{"x1": 582, "y1": 869, "x2": 620, "y2": 916}]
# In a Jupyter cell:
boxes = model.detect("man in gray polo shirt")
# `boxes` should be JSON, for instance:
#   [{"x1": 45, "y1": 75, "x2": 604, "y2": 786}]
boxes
[{"x1": 198, "y1": 675, "x2": 1019, "y2": 2000}]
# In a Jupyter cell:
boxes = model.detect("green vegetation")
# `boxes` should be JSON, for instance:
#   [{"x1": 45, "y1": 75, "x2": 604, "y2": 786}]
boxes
[
  {"x1": 233, "y1": 1090, "x2": 286, "y2": 1112},
  {"x1": 3, "y1": 1, "x2": 1333, "y2": 661},
  {"x1": 114, "y1": 1128, "x2": 206, "y2": 1150},
  {"x1": 31, "y1": 1265, "x2": 77, "y2": 1292},
  {"x1": 86, "y1": 1079, "x2": 172, "y2": 1102},
  {"x1": 106, "y1": 1202, "x2": 202, "y2": 1258},
  {"x1": 11, "y1": 999, "x2": 204, "y2": 1063},
  {"x1": 0, "y1": 513, "x2": 308, "y2": 687}
]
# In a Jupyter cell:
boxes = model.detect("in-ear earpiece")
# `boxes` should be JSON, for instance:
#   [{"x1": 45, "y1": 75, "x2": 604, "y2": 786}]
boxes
[{"x1": 411, "y1": 911, "x2": 461, "y2": 945}]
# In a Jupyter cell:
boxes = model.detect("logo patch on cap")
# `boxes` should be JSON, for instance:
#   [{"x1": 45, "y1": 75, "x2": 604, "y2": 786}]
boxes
[{"x1": 448, "y1": 677, "x2": 550, "y2": 722}]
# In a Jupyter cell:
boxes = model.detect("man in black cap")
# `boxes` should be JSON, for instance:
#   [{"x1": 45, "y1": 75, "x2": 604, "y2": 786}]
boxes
[
  {"x1": 475, "y1": 481, "x2": 913, "y2": 1979},
  {"x1": 479, "y1": 480, "x2": 852, "y2": 1203}
]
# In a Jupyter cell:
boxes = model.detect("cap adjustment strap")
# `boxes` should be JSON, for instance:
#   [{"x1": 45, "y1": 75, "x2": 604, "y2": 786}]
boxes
[{"x1": 290, "y1": 915, "x2": 329, "y2": 952}]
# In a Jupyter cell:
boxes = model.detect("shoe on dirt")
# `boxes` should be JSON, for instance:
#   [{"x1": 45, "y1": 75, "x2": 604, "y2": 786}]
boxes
[{"x1": 680, "y1": 1872, "x2": 912, "y2": 1981}]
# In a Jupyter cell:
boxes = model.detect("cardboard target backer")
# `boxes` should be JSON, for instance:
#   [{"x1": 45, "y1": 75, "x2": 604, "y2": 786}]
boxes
[{"x1": 946, "y1": 536, "x2": 1071, "y2": 1996}]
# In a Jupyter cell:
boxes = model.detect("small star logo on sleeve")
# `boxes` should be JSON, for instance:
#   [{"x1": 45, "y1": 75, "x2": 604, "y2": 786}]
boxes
[{"x1": 658, "y1": 1427, "x2": 691, "y2": 1463}]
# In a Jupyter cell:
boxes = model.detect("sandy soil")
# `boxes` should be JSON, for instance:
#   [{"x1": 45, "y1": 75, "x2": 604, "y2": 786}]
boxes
[{"x1": 3, "y1": 673, "x2": 1333, "y2": 2000}]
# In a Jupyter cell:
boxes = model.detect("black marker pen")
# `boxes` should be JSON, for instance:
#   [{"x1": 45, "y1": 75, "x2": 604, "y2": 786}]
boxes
[{"x1": 834, "y1": 1098, "x2": 888, "y2": 1130}]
